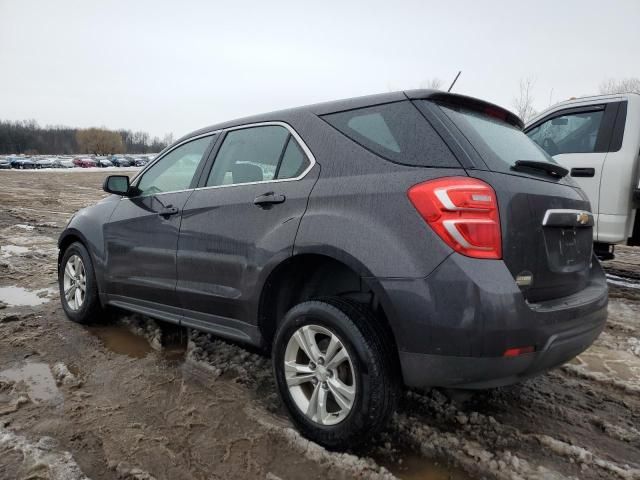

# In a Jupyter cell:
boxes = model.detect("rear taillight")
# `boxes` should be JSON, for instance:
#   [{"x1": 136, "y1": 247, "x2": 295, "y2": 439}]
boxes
[{"x1": 407, "y1": 177, "x2": 502, "y2": 259}]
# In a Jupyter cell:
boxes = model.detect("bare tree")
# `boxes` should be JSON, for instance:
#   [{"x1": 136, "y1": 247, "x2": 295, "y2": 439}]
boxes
[
  {"x1": 599, "y1": 78, "x2": 640, "y2": 95},
  {"x1": 419, "y1": 77, "x2": 444, "y2": 90},
  {"x1": 512, "y1": 77, "x2": 537, "y2": 122},
  {"x1": 162, "y1": 132, "x2": 174, "y2": 146}
]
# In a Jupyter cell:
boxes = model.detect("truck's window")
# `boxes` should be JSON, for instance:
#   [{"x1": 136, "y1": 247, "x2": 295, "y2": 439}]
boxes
[
  {"x1": 527, "y1": 110, "x2": 605, "y2": 156},
  {"x1": 323, "y1": 101, "x2": 460, "y2": 168},
  {"x1": 436, "y1": 102, "x2": 555, "y2": 172}
]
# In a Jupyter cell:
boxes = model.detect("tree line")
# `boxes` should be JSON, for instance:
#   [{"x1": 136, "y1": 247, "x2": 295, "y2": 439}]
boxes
[{"x1": 0, "y1": 120, "x2": 174, "y2": 155}]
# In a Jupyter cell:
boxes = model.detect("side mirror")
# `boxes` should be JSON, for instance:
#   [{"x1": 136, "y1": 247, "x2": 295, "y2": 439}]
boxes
[{"x1": 103, "y1": 175, "x2": 130, "y2": 195}]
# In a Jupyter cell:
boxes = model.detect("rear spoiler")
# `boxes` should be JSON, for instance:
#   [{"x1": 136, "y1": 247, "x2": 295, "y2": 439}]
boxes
[{"x1": 404, "y1": 90, "x2": 524, "y2": 129}]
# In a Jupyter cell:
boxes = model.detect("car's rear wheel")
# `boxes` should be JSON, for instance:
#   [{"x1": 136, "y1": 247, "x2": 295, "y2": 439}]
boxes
[
  {"x1": 272, "y1": 297, "x2": 398, "y2": 449},
  {"x1": 59, "y1": 242, "x2": 104, "y2": 324}
]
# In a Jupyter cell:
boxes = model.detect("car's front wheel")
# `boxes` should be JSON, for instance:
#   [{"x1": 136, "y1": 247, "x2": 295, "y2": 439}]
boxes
[
  {"x1": 59, "y1": 241, "x2": 104, "y2": 323},
  {"x1": 272, "y1": 297, "x2": 398, "y2": 449}
]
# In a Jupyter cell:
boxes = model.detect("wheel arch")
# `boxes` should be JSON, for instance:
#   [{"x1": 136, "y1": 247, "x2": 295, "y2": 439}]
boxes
[
  {"x1": 257, "y1": 250, "x2": 401, "y2": 363},
  {"x1": 57, "y1": 228, "x2": 107, "y2": 303},
  {"x1": 57, "y1": 229, "x2": 91, "y2": 271}
]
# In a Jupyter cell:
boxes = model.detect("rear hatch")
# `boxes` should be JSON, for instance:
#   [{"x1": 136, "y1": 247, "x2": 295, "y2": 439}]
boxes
[{"x1": 426, "y1": 98, "x2": 594, "y2": 302}]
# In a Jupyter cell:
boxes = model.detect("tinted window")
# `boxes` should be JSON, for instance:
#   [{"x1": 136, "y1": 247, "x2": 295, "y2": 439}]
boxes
[
  {"x1": 206, "y1": 126, "x2": 290, "y2": 187},
  {"x1": 136, "y1": 135, "x2": 212, "y2": 195},
  {"x1": 323, "y1": 101, "x2": 459, "y2": 167},
  {"x1": 527, "y1": 110, "x2": 605, "y2": 156},
  {"x1": 436, "y1": 102, "x2": 555, "y2": 172},
  {"x1": 276, "y1": 137, "x2": 309, "y2": 179}
]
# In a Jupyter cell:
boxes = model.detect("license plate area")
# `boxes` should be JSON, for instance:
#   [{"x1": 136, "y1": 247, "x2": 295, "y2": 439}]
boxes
[{"x1": 542, "y1": 209, "x2": 593, "y2": 273}]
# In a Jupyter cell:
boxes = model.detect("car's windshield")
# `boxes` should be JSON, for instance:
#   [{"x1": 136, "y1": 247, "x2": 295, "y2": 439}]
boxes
[{"x1": 435, "y1": 102, "x2": 556, "y2": 172}]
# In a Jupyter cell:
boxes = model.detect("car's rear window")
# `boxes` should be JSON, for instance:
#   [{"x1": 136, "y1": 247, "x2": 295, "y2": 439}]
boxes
[
  {"x1": 322, "y1": 101, "x2": 460, "y2": 168},
  {"x1": 435, "y1": 102, "x2": 556, "y2": 172}
]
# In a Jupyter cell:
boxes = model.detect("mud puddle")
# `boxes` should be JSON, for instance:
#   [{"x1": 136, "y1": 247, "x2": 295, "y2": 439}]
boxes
[
  {"x1": 377, "y1": 452, "x2": 471, "y2": 480},
  {"x1": 87, "y1": 324, "x2": 154, "y2": 358},
  {"x1": 87, "y1": 322, "x2": 188, "y2": 361},
  {"x1": 0, "y1": 286, "x2": 53, "y2": 306},
  {"x1": 0, "y1": 362, "x2": 63, "y2": 404}
]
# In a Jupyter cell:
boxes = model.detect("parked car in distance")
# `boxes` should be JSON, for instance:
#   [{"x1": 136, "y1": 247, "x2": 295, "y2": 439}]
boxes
[
  {"x1": 134, "y1": 157, "x2": 149, "y2": 167},
  {"x1": 9, "y1": 157, "x2": 36, "y2": 169},
  {"x1": 0, "y1": 157, "x2": 11, "y2": 169},
  {"x1": 57, "y1": 158, "x2": 75, "y2": 168},
  {"x1": 73, "y1": 157, "x2": 97, "y2": 168},
  {"x1": 110, "y1": 156, "x2": 133, "y2": 167},
  {"x1": 525, "y1": 93, "x2": 640, "y2": 258},
  {"x1": 96, "y1": 157, "x2": 114, "y2": 168},
  {"x1": 58, "y1": 90, "x2": 608, "y2": 449},
  {"x1": 36, "y1": 157, "x2": 57, "y2": 169}
]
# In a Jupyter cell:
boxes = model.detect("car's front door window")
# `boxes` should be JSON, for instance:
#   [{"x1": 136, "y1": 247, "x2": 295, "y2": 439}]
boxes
[{"x1": 136, "y1": 136, "x2": 212, "y2": 196}]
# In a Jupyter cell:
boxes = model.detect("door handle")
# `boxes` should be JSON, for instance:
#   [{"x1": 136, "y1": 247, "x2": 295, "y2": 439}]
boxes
[
  {"x1": 570, "y1": 167, "x2": 595, "y2": 178},
  {"x1": 158, "y1": 205, "x2": 179, "y2": 218},
  {"x1": 254, "y1": 192, "x2": 286, "y2": 207}
]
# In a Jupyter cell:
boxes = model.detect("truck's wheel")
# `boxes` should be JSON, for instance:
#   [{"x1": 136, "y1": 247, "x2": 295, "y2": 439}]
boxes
[
  {"x1": 272, "y1": 297, "x2": 398, "y2": 449},
  {"x1": 59, "y1": 241, "x2": 104, "y2": 324}
]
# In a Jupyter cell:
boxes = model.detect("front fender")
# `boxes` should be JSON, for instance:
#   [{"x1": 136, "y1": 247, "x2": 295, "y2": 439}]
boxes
[{"x1": 58, "y1": 196, "x2": 120, "y2": 295}]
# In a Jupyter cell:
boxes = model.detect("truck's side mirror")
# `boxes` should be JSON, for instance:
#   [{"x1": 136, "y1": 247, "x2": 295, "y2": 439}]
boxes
[{"x1": 103, "y1": 175, "x2": 130, "y2": 195}]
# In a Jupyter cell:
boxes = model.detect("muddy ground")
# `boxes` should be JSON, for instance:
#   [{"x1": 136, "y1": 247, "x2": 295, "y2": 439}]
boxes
[{"x1": 0, "y1": 169, "x2": 639, "y2": 480}]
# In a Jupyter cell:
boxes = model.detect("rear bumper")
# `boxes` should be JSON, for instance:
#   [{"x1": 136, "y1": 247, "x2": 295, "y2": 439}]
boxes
[
  {"x1": 378, "y1": 253, "x2": 608, "y2": 389},
  {"x1": 399, "y1": 308, "x2": 605, "y2": 388}
]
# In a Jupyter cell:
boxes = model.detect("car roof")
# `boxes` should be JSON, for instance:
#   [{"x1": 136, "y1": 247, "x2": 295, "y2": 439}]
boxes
[{"x1": 176, "y1": 89, "x2": 521, "y2": 144}]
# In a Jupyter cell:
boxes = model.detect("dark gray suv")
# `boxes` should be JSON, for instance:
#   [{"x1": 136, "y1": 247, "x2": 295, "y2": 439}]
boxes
[{"x1": 58, "y1": 90, "x2": 608, "y2": 448}]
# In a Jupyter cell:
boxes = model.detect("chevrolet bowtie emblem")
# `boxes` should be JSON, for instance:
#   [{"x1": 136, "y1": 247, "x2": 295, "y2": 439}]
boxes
[{"x1": 576, "y1": 212, "x2": 590, "y2": 225}]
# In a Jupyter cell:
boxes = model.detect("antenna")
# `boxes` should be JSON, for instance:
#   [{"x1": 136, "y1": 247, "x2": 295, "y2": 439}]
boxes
[{"x1": 447, "y1": 71, "x2": 462, "y2": 92}]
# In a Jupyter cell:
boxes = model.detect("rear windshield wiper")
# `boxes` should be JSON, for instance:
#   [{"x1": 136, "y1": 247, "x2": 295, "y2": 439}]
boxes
[{"x1": 511, "y1": 160, "x2": 569, "y2": 178}]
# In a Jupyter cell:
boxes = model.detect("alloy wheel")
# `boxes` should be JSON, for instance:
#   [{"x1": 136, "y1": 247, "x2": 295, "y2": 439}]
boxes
[
  {"x1": 284, "y1": 324, "x2": 356, "y2": 426},
  {"x1": 63, "y1": 254, "x2": 86, "y2": 311}
]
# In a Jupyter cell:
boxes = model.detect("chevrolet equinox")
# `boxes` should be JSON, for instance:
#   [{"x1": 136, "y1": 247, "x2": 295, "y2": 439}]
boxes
[{"x1": 58, "y1": 90, "x2": 608, "y2": 448}]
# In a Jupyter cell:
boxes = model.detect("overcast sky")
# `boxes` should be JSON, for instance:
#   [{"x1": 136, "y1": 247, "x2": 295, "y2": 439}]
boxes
[{"x1": 1, "y1": 0, "x2": 638, "y2": 139}]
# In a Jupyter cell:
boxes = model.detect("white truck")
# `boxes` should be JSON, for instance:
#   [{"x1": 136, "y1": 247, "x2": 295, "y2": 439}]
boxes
[{"x1": 525, "y1": 93, "x2": 640, "y2": 259}]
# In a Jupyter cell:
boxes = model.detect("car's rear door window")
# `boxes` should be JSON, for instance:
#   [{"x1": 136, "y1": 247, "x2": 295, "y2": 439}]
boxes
[
  {"x1": 322, "y1": 101, "x2": 460, "y2": 168},
  {"x1": 434, "y1": 102, "x2": 556, "y2": 173}
]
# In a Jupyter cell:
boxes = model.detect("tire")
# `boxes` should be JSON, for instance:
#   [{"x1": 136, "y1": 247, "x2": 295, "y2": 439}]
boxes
[
  {"x1": 58, "y1": 241, "x2": 104, "y2": 324},
  {"x1": 272, "y1": 297, "x2": 399, "y2": 449}
]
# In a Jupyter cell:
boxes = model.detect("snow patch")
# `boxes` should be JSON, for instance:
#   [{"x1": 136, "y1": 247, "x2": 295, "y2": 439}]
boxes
[
  {"x1": 51, "y1": 362, "x2": 79, "y2": 387},
  {"x1": 15, "y1": 224, "x2": 35, "y2": 231},
  {"x1": 607, "y1": 273, "x2": 640, "y2": 290},
  {"x1": 627, "y1": 337, "x2": 640, "y2": 357},
  {"x1": 109, "y1": 461, "x2": 158, "y2": 480},
  {"x1": 536, "y1": 435, "x2": 640, "y2": 480},
  {"x1": 562, "y1": 364, "x2": 640, "y2": 395},
  {"x1": 1, "y1": 244, "x2": 29, "y2": 256},
  {"x1": 0, "y1": 427, "x2": 89, "y2": 480}
]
